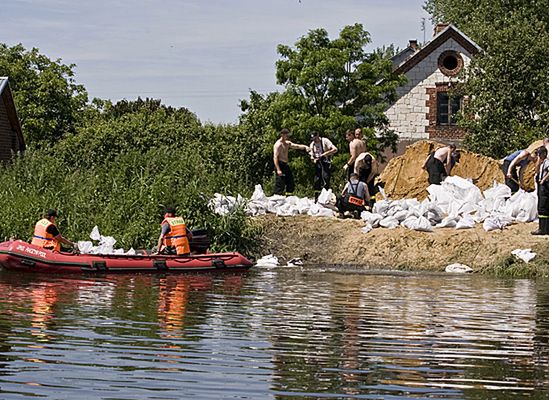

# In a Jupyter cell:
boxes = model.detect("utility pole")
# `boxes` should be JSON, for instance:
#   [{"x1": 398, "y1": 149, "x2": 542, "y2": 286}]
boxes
[{"x1": 421, "y1": 18, "x2": 426, "y2": 44}]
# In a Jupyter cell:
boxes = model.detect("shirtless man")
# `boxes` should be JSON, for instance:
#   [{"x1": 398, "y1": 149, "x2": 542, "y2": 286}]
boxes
[
  {"x1": 354, "y1": 151, "x2": 380, "y2": 202},
  {"x1": 343, "y1": 129, "x2": 366, "y2": 180},
  {"x1": 273, "y1": 128, "x2": 310, "y2": 195},
  {"x1": 422, "y1": 144, "x2": 460, "y2": 185},
  {"x1": 502, "y1": 149, "x2": 536, "y2": 193}
]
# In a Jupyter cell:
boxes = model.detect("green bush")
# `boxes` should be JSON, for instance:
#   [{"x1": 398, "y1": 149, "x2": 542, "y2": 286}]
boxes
[{"x1": 0, "y1": 112, "x2": 263, "y2": 255}]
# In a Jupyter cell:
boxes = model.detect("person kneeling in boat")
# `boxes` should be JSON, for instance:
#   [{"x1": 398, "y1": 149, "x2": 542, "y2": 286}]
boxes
[
  {"x1": 336, "y1": 173, "x2": 370, "y2": 219},
  {"x1": 155, "y1": 207, "x2": 192, "y2": 255},
  {"x1": 31, "y1": 209, "x2": 78, "y2": 252}
]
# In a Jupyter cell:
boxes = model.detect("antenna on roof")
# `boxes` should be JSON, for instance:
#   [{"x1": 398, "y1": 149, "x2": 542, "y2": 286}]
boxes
[{"x1": 421, "y1": 17, "x2": 426, "y2": 44}]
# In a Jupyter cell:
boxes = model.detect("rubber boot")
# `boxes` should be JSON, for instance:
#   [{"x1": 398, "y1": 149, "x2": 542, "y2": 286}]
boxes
[
  {"x1": 542, "y1": 217, "x2": 549, "y2": 235},
  {"x1": 532, "y1": 217, "x2": 547, "y2": 235}
]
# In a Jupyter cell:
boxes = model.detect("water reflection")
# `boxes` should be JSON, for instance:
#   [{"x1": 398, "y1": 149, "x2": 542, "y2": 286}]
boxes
[{"x1": 0, "y1": 269, "x2": 547, "y2": 399}]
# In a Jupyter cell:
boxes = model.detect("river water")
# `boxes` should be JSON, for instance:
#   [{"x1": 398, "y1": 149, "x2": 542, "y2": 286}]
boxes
[{"x1": 0, "y1": 267, "x2": 547, "y2": 399}]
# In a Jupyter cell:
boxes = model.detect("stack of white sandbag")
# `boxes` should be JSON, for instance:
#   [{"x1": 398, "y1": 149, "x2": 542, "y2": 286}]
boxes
[
  {"x1": 78, "y1": 226, "x2": 136, "y2": 255},
  {"x1": 209, "y1": 185, "x2": 337, "y2": 218},
  {"x1": 361, "y1": 176, "x2": 537, "y2": 233},
  {"x1": 208, "y1": 193, "x2": 247, "y2": 216}
]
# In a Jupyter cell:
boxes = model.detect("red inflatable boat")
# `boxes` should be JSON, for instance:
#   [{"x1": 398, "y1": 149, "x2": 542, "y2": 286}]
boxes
[{"x1": 0, "y1": 240, "x2": 253, "y2": 274}]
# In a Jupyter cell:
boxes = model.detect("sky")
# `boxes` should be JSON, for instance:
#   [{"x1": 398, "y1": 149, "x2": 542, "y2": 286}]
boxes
[{"x1": 0, "y1": 0, "x2": 433, "y2": 123}]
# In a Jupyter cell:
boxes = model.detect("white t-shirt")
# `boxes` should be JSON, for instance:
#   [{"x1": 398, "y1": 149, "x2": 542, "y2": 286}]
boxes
[{"x1": 309, "y1": 137, "x2": 335, "y2": 159}]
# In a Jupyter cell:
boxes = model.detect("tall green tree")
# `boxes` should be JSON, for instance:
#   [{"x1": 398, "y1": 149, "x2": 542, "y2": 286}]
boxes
[
  {"x1": 0, "y1": 43, "x2": 88, "y2": 147},
  {"x1": 424, "y1": 0, "x2": 549, "y2": 157},
  {"x1": 240, "y1": 24, "x2": 405, "y2": 192}
]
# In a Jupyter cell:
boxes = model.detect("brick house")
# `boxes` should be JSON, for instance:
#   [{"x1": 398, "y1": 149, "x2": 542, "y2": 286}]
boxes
[
  {"x1": 0, "y1": 77, "x2": 25, "y2": 162},
  {"x1": 385, "y1": 24, "x2": 480, "y2": 149}
]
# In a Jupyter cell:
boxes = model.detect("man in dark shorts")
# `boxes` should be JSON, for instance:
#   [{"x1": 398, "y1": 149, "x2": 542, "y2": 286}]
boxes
[
  {"x1": 502, "y1": 149, "x2": 536, "y2": 193},
  {"x1": 273, "y1": 128, "x2": 310, "y2": 195},
  {"x1": 533, "y1": 147, "x2": 549, "y2": 235},
  {"x1": 422, "y1": 144, "x2": 460, "y2": 185},
  {"x1": 309, "y1": 131, "x2": 338, "y2": 201}
]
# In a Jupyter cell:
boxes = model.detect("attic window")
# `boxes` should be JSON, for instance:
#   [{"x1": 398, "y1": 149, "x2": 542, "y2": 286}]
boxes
[{"x1": 438, "y1": 51, "x2": 463, "y2": 77}]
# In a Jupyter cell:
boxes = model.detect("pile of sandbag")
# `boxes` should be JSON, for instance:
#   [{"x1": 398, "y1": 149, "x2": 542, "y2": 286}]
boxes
[
  {"x1": 78, "y1": 226, "x2": 135, "y2": 255},
  {"x1": 208, "y1": 185, "x2": 337, "y2": 218},
  {"x1": 361, "y1": 176, "x2": 537, "y2": 233},
  {"x1": 380, "y1": 140, "x2": 506, "y2": 200}
]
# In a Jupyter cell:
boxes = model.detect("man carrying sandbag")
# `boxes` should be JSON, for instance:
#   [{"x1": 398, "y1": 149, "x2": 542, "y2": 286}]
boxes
[
  {"x1": 422, "y1": 144, "x2": 460, "y2": 185},
  {"x1": 502, "y1": 149, "x2": 536, "y2": 193},
  {"x1": 273, "y1": 128, "x2": 310, "y2": 195},
  {"x1": 354, "y1": 151, "x2": 380, "y2": 207},
  {"x1": 533, "y1": 146, "x2": 549, "y2": 235},
  {"x1": 309, "y1": 131, "x2": 338, "y2": 202}
]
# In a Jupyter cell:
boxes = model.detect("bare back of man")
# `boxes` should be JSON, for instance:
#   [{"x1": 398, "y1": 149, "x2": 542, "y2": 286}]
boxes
[
  {"x1": 351, "y1": 138, "x2": 366, "y2": 157},
  {"x1": 433, "y1": 146, "x2": 452, "y2": 163}
]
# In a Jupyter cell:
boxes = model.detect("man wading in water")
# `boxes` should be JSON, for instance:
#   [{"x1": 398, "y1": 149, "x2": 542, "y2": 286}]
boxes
[{"x1": 273, "y1": 128, "x2": 310, "y2": 195}]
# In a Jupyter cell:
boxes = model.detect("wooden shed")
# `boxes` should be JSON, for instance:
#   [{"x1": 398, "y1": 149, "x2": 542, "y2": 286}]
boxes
[{"x1": 0, "y1": 77, "x2": 25, "y2": 161}]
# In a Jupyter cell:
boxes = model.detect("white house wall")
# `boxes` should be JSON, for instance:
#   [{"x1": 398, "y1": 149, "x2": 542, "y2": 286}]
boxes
[{"x1": 385, "y1": 38, "x2": 472, "y2": 139}]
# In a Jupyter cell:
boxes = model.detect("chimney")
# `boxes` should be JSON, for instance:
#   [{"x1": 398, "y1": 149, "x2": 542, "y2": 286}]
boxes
[
  {"x1": 408, "y1": 39, "x2": 418, "y2": 51},
  {"x1": 434, "y1": 23, "x2": 449, "y2": 36}
]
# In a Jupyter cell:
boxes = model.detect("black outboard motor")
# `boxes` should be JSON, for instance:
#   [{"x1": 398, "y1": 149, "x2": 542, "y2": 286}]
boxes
[{"x1": 189, "y1": 229, "x2": 210, "y2": 254}]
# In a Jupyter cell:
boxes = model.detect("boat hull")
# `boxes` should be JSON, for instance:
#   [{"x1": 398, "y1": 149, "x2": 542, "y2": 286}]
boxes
[{"x1": 0, "y1": 240, "x2": 253, "y2": 274}]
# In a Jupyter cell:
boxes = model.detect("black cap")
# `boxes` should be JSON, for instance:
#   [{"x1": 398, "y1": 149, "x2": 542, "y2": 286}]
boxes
[
  {"x1": 164, "y1": 206, "x2": 176, "y2": 215},
  {"x1": 310, "y1": 131, "x2": 319, "y2": 139},
  {"x1": 280, "y1": 128, "x2": 290, "y2": 136},
  {"x1": 46, "y1": 209, "x2": 58, "y2": 217}
]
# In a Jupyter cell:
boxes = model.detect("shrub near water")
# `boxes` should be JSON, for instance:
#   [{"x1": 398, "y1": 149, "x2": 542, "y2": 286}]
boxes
[
  {"x1": 0, "y1": 100, "x2": 263, "y2": 255},
  {"x1": 0, "y1": 147, "x2": 261, "y2": 254}
]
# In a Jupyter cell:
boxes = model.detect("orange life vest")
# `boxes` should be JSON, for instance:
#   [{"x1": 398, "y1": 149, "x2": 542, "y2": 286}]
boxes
[
  {"x1": 161, "y1": 217, "x2": 190, "y2": 255},
  {"x1": 31, "y1": 218, "x2": 61, "y2": 252},
  {"x1": 348, "y1": 196, "x2": 365, "y2": 206}
]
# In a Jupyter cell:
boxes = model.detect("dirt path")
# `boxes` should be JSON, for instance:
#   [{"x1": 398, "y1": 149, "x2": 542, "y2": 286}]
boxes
[{"x1": 257, "y1": 215, "x2": 549, "y2": 275}]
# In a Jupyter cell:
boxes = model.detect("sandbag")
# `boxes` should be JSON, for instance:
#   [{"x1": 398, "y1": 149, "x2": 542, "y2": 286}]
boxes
[
  {"x1": 483, "y1": 216, "x2": 511, "y2": 232},
  {"x1": 379, "y1": 216, "x2": 399, "y2": 229},
  {"x1": 455, "y1": 215, "x2": 475, "y2": 229}
]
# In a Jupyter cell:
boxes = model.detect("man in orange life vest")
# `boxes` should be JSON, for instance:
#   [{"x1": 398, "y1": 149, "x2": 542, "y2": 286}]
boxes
[
  {"x1": 155, "y1": 207, "x2": 192, "y2": 255},
  {"x1": 31, "y1": 209, "x2": 78, "y2": 252}
]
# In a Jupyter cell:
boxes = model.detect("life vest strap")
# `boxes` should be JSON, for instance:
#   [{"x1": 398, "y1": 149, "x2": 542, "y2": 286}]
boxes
[
  {"x1": 33, "y1": 235, "x2": 54, "y2": 241},
  {"x1": 165, "y1": 234, "x2": 186, "y2": 239}
]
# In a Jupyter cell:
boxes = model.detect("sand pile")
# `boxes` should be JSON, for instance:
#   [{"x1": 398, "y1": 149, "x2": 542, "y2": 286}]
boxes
[{"x1": 380, "y1": 141, "x2": 506, "y2": 200}]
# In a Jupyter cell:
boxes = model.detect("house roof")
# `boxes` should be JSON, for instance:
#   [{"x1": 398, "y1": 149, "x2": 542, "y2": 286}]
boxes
[
  {"x1": 393, "y1": 24, "x2": 481, "y2": 75},
  {"x1": 391, "y1": 47, "x2": 418, "y2": 69},
  {"x1": 0, "y1": 77, "x2": 25, "y2": 152}
]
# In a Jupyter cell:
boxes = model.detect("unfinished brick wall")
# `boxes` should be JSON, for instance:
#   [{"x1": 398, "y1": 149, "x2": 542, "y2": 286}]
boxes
[
  {"x1": 425, "y1": 83, "x2": 466, "y2": 140},
  {"x1": 385, "y1": 38, "x2": 472, "y2": 140}
]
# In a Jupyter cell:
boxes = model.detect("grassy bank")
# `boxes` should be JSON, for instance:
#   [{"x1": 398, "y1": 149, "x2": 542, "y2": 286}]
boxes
[
  {"x1": 257, "y1": 215, "x2": 549, "y2": 278},
  {"x1": 0, "y1": 148, "x2": 263, "y2": 254}
]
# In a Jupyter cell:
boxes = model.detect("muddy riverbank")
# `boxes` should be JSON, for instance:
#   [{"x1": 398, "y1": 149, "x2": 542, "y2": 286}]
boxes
[{"x1": 257, "y1": 215, "x2": 549, "y2": 277}]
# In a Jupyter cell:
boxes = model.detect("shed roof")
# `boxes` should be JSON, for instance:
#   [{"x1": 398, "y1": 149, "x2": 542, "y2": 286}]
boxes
[{"x1": 0, "y1": 77, "x2": 25, "y2": 152}]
